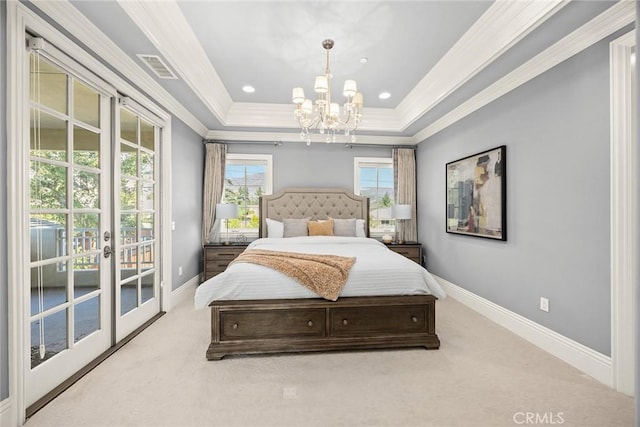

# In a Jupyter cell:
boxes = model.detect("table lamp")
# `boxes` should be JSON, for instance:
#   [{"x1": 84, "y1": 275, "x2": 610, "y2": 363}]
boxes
[
  {"x1": 391, "y1": 204, "x2": 412, "y2": 244},
  {"x1": 216, "y1": 203, "x2": 238, "y2": 245}
]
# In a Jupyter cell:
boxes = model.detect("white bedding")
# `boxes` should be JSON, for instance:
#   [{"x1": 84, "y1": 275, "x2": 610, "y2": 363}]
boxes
[{"x1": 194, "y1": 236, "x2": 446, "y2": 309}]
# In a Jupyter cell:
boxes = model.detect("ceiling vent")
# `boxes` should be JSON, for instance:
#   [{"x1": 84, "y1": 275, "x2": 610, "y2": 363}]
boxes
[{"x1": 136, "y1": 54, "x2": 178, "y2": 80}]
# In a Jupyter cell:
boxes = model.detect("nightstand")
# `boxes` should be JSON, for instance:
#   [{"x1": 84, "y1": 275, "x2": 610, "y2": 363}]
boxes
[
  {"x1": 203, "y1": 243, "x2": 249, "y2": 281},
  {"x1": 384, "y1": 242, "x2": 422, "y2": 266}
]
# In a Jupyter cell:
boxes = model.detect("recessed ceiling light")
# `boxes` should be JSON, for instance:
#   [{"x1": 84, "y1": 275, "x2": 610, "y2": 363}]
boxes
[
  {"x1": 360, "y1": 57, "x2": 368, "y2": 64},
  {"x1": 242, "y1": 85, "x2": 255, "y2": 93},
  {"x1": 378, "y1": 91, "x2": 391, "y2": 100}
]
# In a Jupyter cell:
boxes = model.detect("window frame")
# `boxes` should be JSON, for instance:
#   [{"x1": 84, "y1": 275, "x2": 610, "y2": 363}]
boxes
[
  {"x1": 354, "y1": 157, "x2": 395, "y2": 238},
  {"x1": 223, "y1": 153, "x2": 273, "y2": 238}
]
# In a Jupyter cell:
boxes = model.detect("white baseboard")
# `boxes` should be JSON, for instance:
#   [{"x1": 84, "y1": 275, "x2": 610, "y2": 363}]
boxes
[
  {"x1": 435, "y1": 275, "x2": 613, "y2": 387},
  {"x1": 169, "y1": 274, "x2": 199, "y2": 308},
  {"x1": 0, "y1": 398, "x2": 12, "y2": 427}
]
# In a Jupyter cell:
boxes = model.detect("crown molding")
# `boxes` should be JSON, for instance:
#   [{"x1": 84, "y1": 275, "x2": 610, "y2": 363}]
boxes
[
  {"x1": 413, "y1": 0, "x2": 636, "y2": 143},
  {"x1": 117, "y1": 0, "x2": 233, "y2": 125},
  {"x1": 30, "y1": 0, "x2": 209, "y2": 137},
  {"x1": 395, "y1": 0, "x2": 568, "y2": 131},
  {"x1": 205, "y1": 130, "x2": 415, "y2": 146},
  {"x1": 225, "y1": 102, "x2": 405, "y2": 132}
]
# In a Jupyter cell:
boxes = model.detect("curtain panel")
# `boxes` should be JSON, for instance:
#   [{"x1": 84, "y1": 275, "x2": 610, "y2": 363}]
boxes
[
  {"x1": 202, "y1": 143, "x2": 227, "y2": 245},
  {"x1": 393, "y1": 148, "x2": 418, "y2": 242}
]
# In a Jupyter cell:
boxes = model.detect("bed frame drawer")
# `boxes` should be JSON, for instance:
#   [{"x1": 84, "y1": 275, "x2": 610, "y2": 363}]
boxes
[
  {"x1": 329, "y1": 305, "x2": 428, "y2": 337},
  {"x1": 220, "y1": 309, "x2": 326, "y2": 340},
  {"x1": 207, "y1": 295, "x2": 439, "y2": 360}
]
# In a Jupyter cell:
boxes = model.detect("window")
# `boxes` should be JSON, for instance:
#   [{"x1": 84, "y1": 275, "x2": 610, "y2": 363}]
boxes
[
  {"x1": 224, "y1": 154, "x2": 273, "y2": 238},
  {"x1": 354, "y1": 157, "x2": 395, "y2": 237}
]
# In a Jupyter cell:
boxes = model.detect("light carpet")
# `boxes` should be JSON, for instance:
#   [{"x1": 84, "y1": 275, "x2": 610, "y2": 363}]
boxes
[{"x1": 25, "y1": 288, "x2": 634, "y2": 427}]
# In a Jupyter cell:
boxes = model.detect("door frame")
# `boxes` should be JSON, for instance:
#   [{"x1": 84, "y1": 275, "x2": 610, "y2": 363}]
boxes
[
  {"x1": 6, "y1": 3, "x2": 173, "y2": 424},
  {"x1": 610, "y1": 30, "x2": 636, "y2": 397}
]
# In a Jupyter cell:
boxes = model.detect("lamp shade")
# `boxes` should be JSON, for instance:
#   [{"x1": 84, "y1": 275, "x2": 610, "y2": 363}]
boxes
[
  {"x1": 314, "y1": 76, "x2": 328, "y2": 93},
  {"x1": 216, "y1": 203, "x2": 238, "y2": 219},
  {"x1": 292, "y1": 87, "x2": 305, "y2": 104},
  {"x1": 343, "y1": 79, "x2": 357, "y2": 97},
  {"x1": 391, "y1": 204, "x2": 412, "y2": 220}
]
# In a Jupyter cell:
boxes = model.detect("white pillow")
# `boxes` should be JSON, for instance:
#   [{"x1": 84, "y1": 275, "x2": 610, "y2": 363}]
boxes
[
  {"x1": 330, "y1": 217, "x2": 357, "y2": 237},
  {"x1": 266, "y1": 218, "x2": 284, "y2": 238},
  {"x1": 356, "y1": 219, "x2": 366, "y2": 237}
]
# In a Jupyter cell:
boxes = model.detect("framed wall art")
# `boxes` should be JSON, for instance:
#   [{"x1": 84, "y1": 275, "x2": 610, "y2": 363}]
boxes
[{"x1": 446, "y1": 145, "x2": 506, "y2": 240}]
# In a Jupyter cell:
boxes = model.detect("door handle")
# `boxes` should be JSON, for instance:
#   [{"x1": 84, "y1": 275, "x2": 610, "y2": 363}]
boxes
[{"x1": 104, "y1": 245, "x2": 112, "y2": 258}]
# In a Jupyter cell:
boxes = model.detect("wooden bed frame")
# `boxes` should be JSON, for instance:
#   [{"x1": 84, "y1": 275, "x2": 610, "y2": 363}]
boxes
[{"x1": 206, "y1": 188, "x2": 440, "y2": 360}]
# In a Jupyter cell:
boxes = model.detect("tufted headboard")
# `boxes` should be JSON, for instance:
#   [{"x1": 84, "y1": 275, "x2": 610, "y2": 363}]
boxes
[{"x1": 259, "y1": 188, "x2": 370, "y2": 237}]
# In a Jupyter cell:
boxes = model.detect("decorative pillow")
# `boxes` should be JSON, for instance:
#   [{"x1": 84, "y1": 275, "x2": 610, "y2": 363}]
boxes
[
  {"x1": 308, "y1": 219, "x2": 334, "y2": 236},
  {"x1": 265, "y1": 218, "x2": 284, "y2": 238},
  {"x1": 283, "y1": 217, "x2": 311, "y2": 238},
  {"x1": 330, "y1": 217, "x2": 357, "y2": 237},
  {"x1": 355, "y1": 219, "x2": 367, "y2": 237}
]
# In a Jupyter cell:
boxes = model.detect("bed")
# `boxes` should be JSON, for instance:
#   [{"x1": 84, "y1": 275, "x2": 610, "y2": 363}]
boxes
[{"x1": 196, "y1": 187, "x2": 444, "y2": 360}]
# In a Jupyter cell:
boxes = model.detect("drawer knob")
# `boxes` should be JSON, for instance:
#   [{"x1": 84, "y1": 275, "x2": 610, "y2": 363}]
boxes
[
  {"x1": 232, "y1": 323, "x2": 238, "y2": 330},
  {"x1": 307, "y1": 320, "x2": 313, "y2": 327},
  {"x1": 342, "y1": 319, "x2": 348, "y2": 326},
  {"x1": 411, "y1": 316, "x2": 418, "y2": 323}
]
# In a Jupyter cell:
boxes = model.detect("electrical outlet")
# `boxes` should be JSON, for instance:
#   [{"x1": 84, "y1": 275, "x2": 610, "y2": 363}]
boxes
[
  {"x1": 178, "y1": 266, "x2": 183, "y2": 276},
  {"x1": 540, "y1": 297, "x2": 549, "y2": 312}
]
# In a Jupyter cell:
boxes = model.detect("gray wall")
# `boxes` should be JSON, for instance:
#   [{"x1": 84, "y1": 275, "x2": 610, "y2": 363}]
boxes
[
  {"x1": 417, "y1": 36, "x2": 614, "y2": 355},
  {"x1": 171, "y1": 118, "x2": 204, "y2": 290},
  {"x1": 228, "y1": 142, "x2": 391, "y2": 191},
  {"x1": 1, "y1": 0, "x2": 8, "y2": 402}
]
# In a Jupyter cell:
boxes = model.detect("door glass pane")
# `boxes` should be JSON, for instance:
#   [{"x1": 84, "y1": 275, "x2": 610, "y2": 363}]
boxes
[
  {"x1": 30, "y1": 264, "x2": 68, "y2": 316},
  {"x1": 120, "y1": 109, "x2": 137, "y2": 143},
  {"x1": 74, "y1": 297, "x2": 100, "y2": 343},
  {"x1": 121, "y1": 280, "x2": 138, "y2": 316},
  {"x1": 74, "y1": 256, "x2": 100, "y2": 297},
  {"x1": 30, "y1": 54, "x2": 68, "y2": 114},
  {"x1": 30, "y1": 161, "x2": 67, "y2": 209},
  {"x1": 73, "y1": 80, "x2": 99, "y2": 127},
  {"x1": 121, "y1": 179, "x2": 137, "y2": 210},
  {"x1": 120, "y1": 247, "x2": 137, "y2": 281},
  {"x1": 140, "y1": 244, "x2": 154, "y2": 272},
  {"x1": 30, "y1": 109, "x2": 67, "y2": 161},
  {"x1": 120, "y1": 143, "x2": 137, "y2": 177},
  {"x1": 140, "y1": 152, "x2": 154, "y2": 180},
  {"x1": 73, "y1": 170, "x2": 100, "y2": 209},
  {"x1": 140, "y1": 120, "x2": 154, "y2": 150},
  {"x1": 73, "y1": 214, "x2": 99, "y2": 255},
  {"x1": 140, "y1": 213, "x2": 154, "y2": 241},
  {"x1": 31, "y1": 214, "x2": 68, "y2": 262},
  {"x1": 31, "y1": 309, "x2": 68, "y2": 369},
  {"x1": 121, "y1": 214, "x2": 138, "y2": 245},
  {"x1": 73, "y1": 126, "x2": 100, "y2": 168},
  {"x1": 141, "y1": 273, "x2": 154, "y2": 305},
  {"x1": 141, "y1": 182, "x2": 154, "y2": 210}
]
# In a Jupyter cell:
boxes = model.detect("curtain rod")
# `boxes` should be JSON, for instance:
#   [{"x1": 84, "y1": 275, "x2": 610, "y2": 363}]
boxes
[{"x1": 203, "y1": 140, "x2": 416, "y2": 150}]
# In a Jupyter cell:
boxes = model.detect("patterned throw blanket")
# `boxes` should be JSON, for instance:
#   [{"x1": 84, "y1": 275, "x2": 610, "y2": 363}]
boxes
[{"x1": 230, "y1": 249, "x2": 356, "y2": 301}]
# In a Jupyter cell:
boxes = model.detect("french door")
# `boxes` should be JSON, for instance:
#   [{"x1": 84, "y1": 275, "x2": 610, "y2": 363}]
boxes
[
  {"x1": 114, "y1": 105, "x2": 161, "y2": 341},
  {"x1": 26, "y1": 41, "x2": 162, "y2": 406}
]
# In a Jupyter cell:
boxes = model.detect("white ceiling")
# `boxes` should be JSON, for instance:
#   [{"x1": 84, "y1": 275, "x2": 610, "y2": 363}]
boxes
[{"x1": 46, "y1": 0, "x2": 626, "y2": 145}]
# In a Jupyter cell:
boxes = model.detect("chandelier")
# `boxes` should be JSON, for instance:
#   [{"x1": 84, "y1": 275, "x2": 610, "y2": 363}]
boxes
[{"x1": 292, "y1": 39, "x2": 363, "y2": 145}]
